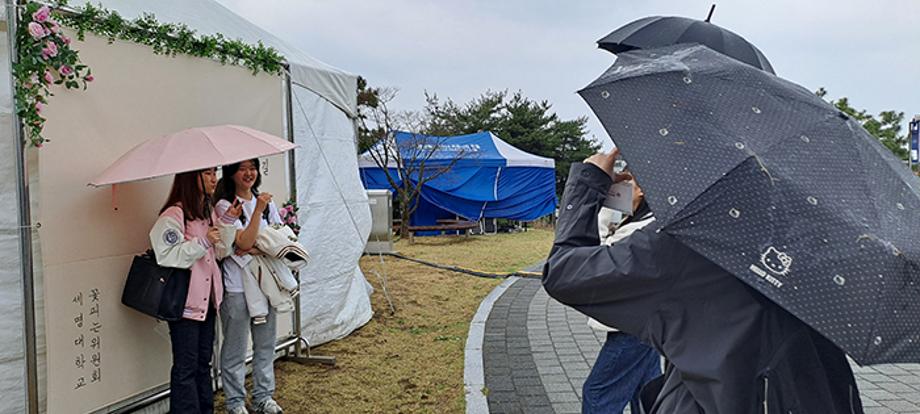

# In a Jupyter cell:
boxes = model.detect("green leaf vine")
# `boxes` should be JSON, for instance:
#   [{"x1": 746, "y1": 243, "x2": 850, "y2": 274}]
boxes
[{"x1": 14, "y1": 1, "x2": 286, "y2": 148}]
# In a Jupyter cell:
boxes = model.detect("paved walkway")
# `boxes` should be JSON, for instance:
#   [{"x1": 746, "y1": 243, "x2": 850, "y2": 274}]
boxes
[{"x1": 479, "y1": 277, "x2": 920, "y2": 414}]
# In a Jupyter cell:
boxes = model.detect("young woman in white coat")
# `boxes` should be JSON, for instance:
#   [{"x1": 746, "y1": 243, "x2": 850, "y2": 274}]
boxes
[
  {"x1": 213, "y1": 159, "x2": 284, "y2": 414},
  {"x1": 149, "y1": 168, "x2": 238, "y2": 414}
]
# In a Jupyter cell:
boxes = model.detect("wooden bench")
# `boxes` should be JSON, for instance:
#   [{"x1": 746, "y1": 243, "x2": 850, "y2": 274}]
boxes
[{"x1": 407, "y1": 220, "x2": 479, "y2": 236}]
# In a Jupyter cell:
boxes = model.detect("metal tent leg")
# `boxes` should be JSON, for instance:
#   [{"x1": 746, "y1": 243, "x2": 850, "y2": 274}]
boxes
[{"x1": 282, "y1": 336, "x2": 335, "y2": 366}]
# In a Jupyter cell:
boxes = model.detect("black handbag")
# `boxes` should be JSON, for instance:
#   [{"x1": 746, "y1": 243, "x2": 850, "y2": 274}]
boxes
[{"x1": 121, "y1": 249, "x2": 190, "y2": 321}]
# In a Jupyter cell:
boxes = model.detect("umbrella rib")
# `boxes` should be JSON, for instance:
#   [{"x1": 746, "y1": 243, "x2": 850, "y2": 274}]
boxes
[
  {"x1": 750, "y1": 153, "x2": 775, "y2": 185},
  {"x1": 201, "y1": 127, "x2": 229, "y2": 163},
  {"x1": 615, "y1": 16, "x2": 666, "y2": 44}
]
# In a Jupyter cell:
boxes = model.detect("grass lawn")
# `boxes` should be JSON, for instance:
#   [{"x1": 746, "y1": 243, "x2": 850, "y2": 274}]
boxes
[
  {"x1": 396, "y1": 228, "x2": 555, "y2": 274},
  {"x1": 264, "y1": 229, "x2": 554, "y2": 413}
]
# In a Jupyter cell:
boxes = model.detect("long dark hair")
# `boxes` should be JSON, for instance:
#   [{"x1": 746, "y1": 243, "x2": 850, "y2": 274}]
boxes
[
  {"x1": 215, "y1": 159, "x2": 268, "y2": 225},
  {"x1": 161, "y1": 169, "x2": 212, "y2": 222}
]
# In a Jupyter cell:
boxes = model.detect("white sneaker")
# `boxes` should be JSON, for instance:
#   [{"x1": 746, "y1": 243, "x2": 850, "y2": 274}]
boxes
[
  {"x1": 228, "y1": 406, "x2": 249, "y2": 414},
  {"x1": 256, "y1": 399, "x2": 283, "y2": 414}
]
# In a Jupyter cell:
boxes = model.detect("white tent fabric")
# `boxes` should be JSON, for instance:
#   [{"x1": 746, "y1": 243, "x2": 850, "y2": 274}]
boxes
[
  {"x1": 69, "y1": 0, "x2": 358, "y2": 117},
  {"x1": 291, "y1": 88, "x2": 373, "y2": 345},
  {"x1": 492, "y1": 133, "x2": 556, "y2": 167},
  {"x1": 0, "y1": 4, "x2": 373, "y2": 412}
]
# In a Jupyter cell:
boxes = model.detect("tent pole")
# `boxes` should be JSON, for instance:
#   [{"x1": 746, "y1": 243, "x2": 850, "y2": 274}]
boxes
[
  {"x1": 282, "y1": 69, "x2": 335, "y2": 366},
  {"x1": 5, "y1": 1, "x2": 39, "y2": 413},
  {"x1": 285, "y1": 70, "x2": 297, "y2": 200}
]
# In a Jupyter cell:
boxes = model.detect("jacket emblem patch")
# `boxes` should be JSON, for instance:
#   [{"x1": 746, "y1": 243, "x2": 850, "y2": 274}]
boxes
[{"x1": 163, "y1": 229, "x2": 181, "y2": 246}]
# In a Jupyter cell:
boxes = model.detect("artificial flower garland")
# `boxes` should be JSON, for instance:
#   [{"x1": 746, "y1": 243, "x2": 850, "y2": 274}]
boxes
[
  {"x1": 14, "y1": 2, "x2": 91, "y2": 147},
  {"x1": 59, "y1": 3, "x2": 285, "y2": 75},
  {"x1": 13, "y1": 1, "x2": 286, "y2": 148}
]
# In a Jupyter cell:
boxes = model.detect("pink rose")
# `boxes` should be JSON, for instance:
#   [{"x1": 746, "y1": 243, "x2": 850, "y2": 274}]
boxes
[
  {"x1": 44, "y1": 41, "x2": 57, "y2": 57},
  {"x1": 59, "y1": 65, "x2": 73, "y2": 77},
  {"x1": 85, "y1": 74, "x2": 94, "y2": 82},
  {"x1": 31, "y1": 6, "x2": 50, "y2": 23},
  {"x1": 43, "y1": 70, "x2": 53, "y2": 84},
  {"x1": 34, "y1": 102, "x2": 43, "y2": 113},
  {"x1": 27, "y1": 22, "x2": 46, "y2": 39},
  {"x1": 61, "y1": 35, "x2": 71, "y2": 45}
]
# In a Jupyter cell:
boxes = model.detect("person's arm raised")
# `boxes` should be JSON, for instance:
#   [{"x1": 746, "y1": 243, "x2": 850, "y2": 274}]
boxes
[{"x1": 235, "y1": 192, "x2": 272, "y2": 250}]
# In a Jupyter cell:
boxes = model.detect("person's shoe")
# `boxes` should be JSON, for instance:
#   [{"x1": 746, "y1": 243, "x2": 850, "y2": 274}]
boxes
[
  {"x1": 227, "y1": 406, "x2": 249, "y2": 414},
  {"x1": 255, "y1": 398, "x2": 283, "y2": 414}
]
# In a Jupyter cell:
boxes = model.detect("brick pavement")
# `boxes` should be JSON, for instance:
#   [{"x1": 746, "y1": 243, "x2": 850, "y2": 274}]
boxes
[{"x1": 478, "y1": 277, "x2": 920, "y2": 414}]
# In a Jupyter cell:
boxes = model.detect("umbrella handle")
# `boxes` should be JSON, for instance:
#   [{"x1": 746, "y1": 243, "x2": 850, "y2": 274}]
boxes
[{"x1": 705, "y1": 4, "x2": 716, "y2": 22}]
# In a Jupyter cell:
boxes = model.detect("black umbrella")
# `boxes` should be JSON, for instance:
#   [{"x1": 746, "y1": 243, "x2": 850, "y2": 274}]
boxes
[
  {"x1": 578, "y1": 44, "x2": 920, "y2": 365},
  {"x1": 598, "y1": 12, "x2": 775, "y2": 74}
]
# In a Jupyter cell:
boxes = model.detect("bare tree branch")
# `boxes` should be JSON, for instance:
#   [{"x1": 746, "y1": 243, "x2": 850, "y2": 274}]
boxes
[{"x1": 358, "y1": 89, "x2": 472, "y2": 242}]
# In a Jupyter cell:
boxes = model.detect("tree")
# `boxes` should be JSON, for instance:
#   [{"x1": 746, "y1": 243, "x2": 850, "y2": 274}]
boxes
[
  {"x1": 357, "y1": 82, "x2": 467, "y2": 242},
  {"x1": 816, "y1": 87, "x2": 909, "y2": 160},
  {"x1": 356, "y1": 76, "x2": 385, "y2": 153},
  {"x1": 423, "y1": 90, "x2": 599, "y2": 196}
]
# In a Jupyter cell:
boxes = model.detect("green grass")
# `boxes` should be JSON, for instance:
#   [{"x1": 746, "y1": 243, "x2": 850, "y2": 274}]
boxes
[
  {"x1": 241, "y1": 230, "x2": 555, "y2": 413},
  {"x1": 395, "y1": 229, "x2": 554, "y2": 274}
]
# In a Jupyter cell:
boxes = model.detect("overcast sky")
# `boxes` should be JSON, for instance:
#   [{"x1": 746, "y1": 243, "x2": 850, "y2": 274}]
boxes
[{"x1": 217, "y1": 0, "x2": 920, "y2": 149}]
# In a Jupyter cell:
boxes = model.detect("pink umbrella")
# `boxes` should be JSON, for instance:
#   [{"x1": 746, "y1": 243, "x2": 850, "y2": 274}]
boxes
[{"x1": 89, "y1": 125, "x2": 297, "y2": 187}]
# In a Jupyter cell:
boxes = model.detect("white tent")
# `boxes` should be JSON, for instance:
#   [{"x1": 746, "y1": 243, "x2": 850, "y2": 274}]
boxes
[{"x1": 0, "y1": 1, "x2": 372, "y2": 412}]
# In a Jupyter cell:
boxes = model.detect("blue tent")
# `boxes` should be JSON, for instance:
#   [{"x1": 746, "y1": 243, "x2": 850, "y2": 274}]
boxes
[{"x1": 359, "y1": 131, "x2": 557, "y2": 229}]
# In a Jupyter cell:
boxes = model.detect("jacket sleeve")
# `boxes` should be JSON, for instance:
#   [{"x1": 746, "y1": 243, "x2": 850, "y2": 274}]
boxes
[
  {"x1": 542, "y1": 163, "x2": 679, "y2": 333},
  {"x1": 149, "y1": 208, "x2": 206, "y2": 269},
  {"x1": 213, "y1": 200, "x2": 241, "y2": 260},
  {"x1": 213, "y1": 223, "x2": 236, "y2": 259}
]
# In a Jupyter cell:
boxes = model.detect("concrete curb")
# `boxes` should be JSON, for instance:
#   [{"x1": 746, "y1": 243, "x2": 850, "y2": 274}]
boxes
[{"x1": 464, "y1": 276, "x2": 520, "y2": 414}]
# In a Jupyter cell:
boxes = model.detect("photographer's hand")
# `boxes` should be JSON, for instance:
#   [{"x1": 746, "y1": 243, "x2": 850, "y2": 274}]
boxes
[{"x1": 585, "y1": 149, "x2": 632, "y2": 183}]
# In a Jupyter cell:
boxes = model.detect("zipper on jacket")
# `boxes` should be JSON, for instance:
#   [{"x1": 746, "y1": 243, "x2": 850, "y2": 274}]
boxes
[
  {"x1": 849, "y1": 385, "x2": 856, "y2": 414},
  {"x1": 763, "y1": 376, "x2": 769, "y2": 414}
]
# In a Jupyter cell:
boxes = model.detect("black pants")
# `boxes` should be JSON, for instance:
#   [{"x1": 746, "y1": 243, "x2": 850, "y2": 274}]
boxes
[{"x1": 168, "y1": 307, "x2": 216, "y2": 414}]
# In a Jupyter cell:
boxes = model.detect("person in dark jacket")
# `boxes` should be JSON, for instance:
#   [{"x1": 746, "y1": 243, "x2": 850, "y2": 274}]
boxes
[
  {"x1": 583, "y1": 182, "x2": 662, "y2": 414},
  {"x1": 543, "y1": 150, "x2": 863, "y2": 413}
]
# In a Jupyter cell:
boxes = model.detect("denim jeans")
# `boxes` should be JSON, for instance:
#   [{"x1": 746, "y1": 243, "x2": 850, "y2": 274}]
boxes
[
  {"x1": 220, "y1": 292, "x2": 277, "y2": 410},
  {"x1": 582, "y1": 332, "x2": 661, "y2": 414},
  {"x1": 168, "y1": 307, "x2": 216, "y2": 414}
]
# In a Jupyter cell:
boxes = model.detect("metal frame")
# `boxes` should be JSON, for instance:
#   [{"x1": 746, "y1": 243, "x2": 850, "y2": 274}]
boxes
[{"x1": 5, "y1": 1, "x2": 40, "y2": 413}]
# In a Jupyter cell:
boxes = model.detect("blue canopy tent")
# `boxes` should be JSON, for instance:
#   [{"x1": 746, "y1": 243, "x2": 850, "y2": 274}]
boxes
[{"x1": 359, "y1": 131, "x2": 557, "y2": 232}]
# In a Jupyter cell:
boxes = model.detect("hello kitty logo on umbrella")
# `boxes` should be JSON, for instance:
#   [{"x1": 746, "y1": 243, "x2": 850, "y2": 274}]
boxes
[{"x1": 760, "y1": 246, "x2": 792, "y2": 276}]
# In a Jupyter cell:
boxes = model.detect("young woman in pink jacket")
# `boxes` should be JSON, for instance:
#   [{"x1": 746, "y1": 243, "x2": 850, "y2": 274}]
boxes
[{"x1": 149, "y1": 168, "x2": 237, "y2": 413}]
